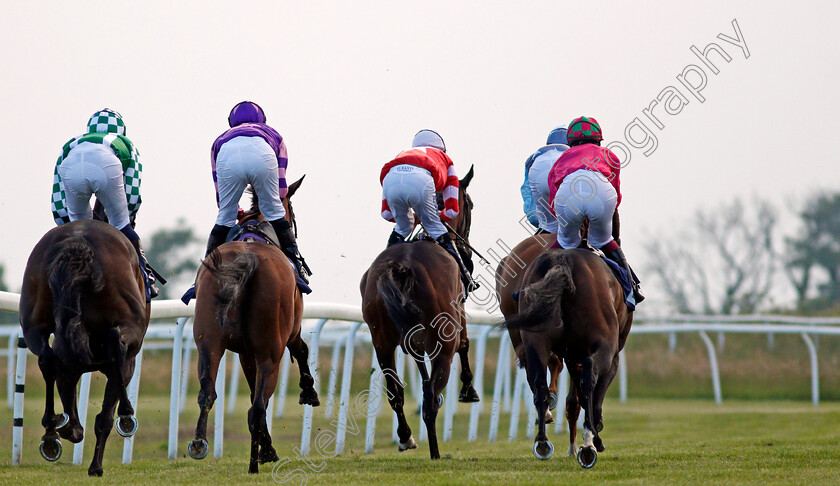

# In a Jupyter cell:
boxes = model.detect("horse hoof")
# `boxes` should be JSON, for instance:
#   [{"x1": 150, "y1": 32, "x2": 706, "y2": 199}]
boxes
[
  {"x1": 577, "y1": 445, "x2": 598, "y2": 469},
  {"x1": 548, "y1": 393, "x2": 558, "y2": 411},
  {"x1": 55, "y1": 413, "x2": 70, "y2": 430},
  {"x1": 299, "y1": 390, "x2": 320, "y2": 407},
  {"x1": 533, "y1": 441, "x2": 554, "y2": 460},
  {"x1": 437, "y1": 394, "x2": 444, "y2": 408},
  {"x1": 259, "y1": 446, "x2": 280, "y2": 464},
  {"x1": 398, "y1": 436, "x2": 417, "y2": 451},
  {"x1": 39, "y1": 438, "x2": 62, "y2": 462},
  {"x1": 188, "y1": 438, "x2": 209, "y2": 460},
  {"x1": 458, "y1": 386, "x2": 480, "y2": 403},
  {"x1": 115, "y1": 415, "x2": 138, "y2": 437},
  {"x1": 88, "y1": 466, "x2": 103, "y2": 477}
]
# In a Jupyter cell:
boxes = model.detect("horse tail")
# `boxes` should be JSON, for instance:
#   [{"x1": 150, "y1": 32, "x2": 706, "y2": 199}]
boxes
[
  {"x1": 376, "y1": 261, "x2": 424, "y2": 338},
  {"x1": 502, "y1": 252, "x2": 575, "y2": 333},
  {"x1": 48, "y1": 239, "x2": 104, "y2": 359},
  {"x1": 203, "y1": 249, "x2": 260, "y2": 331}
]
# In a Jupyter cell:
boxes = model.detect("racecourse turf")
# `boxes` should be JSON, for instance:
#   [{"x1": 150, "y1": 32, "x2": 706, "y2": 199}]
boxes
[{"x1": 1, "y1": 395, "x2": 838, "y2": 485}]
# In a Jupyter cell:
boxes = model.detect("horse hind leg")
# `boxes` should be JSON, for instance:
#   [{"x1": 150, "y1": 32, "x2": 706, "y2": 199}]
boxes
[
  {"x1": 103, "y1": 329, "x2": 137, "y2": 438},
  {"x1": 590, "y1": 353, "x2": 620, "y2": 453},
  {"x1": 55, "y1": 369, "x2": 84, "y2": 443},
  {"x1": 87, "y1": 369, "x2": 122, "y2": 476},
  {"x1": 376, "y1": 345, "x2": 415, "y2": 451},
  {"x1": 576, "y1": 356, "x2": 599, "y2": 469},
  {"x1": 248, "y1": 360, "x2": 280, "y2": 473},
  {"x1": 188, "y1": 344, "x2": 223, "y2": 461},
  {"x1": 566, "y1": 366, "x2": 582, "y2": 457},
  {"x1": 525, "y1": 345, "x2": 553, "y2": 460},
  {"x1": 35, "y1": 346, "x2": 66, "y2": 461},
  {"x1": 287, "y1": 335, "x2": 320, "y2": 406},
  {"x1": 456, "y1": 336, "x2": 479, "y2": 403},
  {"x1": 422, "y1": 354, "x2": 453, "y2": 460}
]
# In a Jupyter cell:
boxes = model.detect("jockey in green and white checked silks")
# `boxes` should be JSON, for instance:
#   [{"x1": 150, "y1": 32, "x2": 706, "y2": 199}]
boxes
[
  {"x1": 51, "y1": 109, "x2": 142, "y2": 228},
  {"x1": 49, "y1": 109, "x2": 157, "y2": 301}
]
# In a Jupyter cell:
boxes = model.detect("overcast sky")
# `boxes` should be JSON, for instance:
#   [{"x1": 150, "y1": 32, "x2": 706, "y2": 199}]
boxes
[{"x1": 1, "y1": 1, "x2": 837, "y2": 311}]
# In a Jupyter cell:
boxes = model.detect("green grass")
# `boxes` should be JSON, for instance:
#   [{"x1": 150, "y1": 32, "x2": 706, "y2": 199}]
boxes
[{"x1": 1, "y1": 395, "x2": 839, "y2": 485}]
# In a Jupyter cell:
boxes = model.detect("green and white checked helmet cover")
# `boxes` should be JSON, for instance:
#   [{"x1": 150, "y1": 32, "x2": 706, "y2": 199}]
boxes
[{"x1": 87, "y1": 109, "x2": 126, "y2": 136}]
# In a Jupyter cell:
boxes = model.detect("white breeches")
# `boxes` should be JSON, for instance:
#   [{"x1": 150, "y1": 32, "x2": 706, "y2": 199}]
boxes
[
  {"x1": 553, "y1": 169, "x2": 617, "y2": 249},
  {"x1": 215, "y1": 136, "x2": 285, "y2": 226},
  {"x1": 382, "y1": 164, "x2": 447, "y2": 239},
  {"x1": 58, "y1": 142, "x2": 130, "y2": 229},
  {"x1": 528, "y1": 157, "x2": 558, "y2": 233}
]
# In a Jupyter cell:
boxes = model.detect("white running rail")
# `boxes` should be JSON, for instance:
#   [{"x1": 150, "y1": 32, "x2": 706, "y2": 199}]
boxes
[{"x1": 2, "y1": 290, "x2": 838, "y2": 466}]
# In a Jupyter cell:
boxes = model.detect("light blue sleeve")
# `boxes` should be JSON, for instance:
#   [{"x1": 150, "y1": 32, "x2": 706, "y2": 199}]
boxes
[{"x1": 521, "y1": 154, "x2": 539, "y2": 227}]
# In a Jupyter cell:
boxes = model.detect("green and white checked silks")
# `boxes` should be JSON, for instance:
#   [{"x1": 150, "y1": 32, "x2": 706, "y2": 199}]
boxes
[{"x1": 51, "y1": 132, "x2": 142, "y2": 226}]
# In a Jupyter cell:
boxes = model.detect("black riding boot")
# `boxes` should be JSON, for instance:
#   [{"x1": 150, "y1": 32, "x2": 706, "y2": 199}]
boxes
[
  {"x1": 270, "y1": 218, "x2": 310, "y2": 284},
  {"x1": 119, "y1": 224, "x2": 157, "y2": 300},
  {"x1": 435, "y1": 233, "x2": 479, "y2": 300},
  {"x1": 386, "y1": 229, "x2": 406, "y2": 248},
  {"x1": 204, "y1": 224, "x2": 231, "y2": 258},
  {"x1": 137, "y1": 244, "x2": 160, "y2": 299},
  {"x1": 602, "y1": 246, "x2": 645, "y2": 304}
]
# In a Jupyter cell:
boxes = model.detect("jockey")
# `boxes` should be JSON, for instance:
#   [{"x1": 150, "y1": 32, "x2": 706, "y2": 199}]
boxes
[
  {"x1": 206, "y1": 101, "x2": 310, "y2": 283},
  {"x1": 51, "y1": 109, "x2": 158, "y2": 300},
  {"x1": 521, "y1": 126, "x2": 570, "y2": 234},
  {"x1": 380, "y1": 130, "x2": 478, "y2": 295},
  {"x1": 547, "y1": 116, "x2": 645, "y2": 303}
]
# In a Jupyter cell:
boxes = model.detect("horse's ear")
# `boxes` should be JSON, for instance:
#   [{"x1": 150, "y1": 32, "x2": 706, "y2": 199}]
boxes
[
  {"x1": 460, "y1": 164, "x2": 474, "y2": 190},
  {"x1": 287, "y1": 175, "x2": 306, "y2": 198}
]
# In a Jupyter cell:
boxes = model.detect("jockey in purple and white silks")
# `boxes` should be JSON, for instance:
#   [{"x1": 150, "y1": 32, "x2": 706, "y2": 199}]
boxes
[
  {"x1": 206, "y1": 101, "x2": 310, "y2": 283},
  {"x1": 521, "y1": 126, "x2": 569, "y2": 234},
  {"x1": 51, "y1": 109, "x2": 157, "y2": 300}
]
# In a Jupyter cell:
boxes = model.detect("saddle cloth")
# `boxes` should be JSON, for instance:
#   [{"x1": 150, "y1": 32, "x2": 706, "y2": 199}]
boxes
[{"x1": 180, "y1": 221, "x2": 311, "y2": 304}]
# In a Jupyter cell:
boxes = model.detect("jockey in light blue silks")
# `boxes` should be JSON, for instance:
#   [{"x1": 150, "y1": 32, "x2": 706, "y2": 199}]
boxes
[
  {"x1": 521, "y1": 126, "x2": 569, "y2": 234},
  {"x1": 51, "y1": 109, "x2": 157, "y2": 300}
]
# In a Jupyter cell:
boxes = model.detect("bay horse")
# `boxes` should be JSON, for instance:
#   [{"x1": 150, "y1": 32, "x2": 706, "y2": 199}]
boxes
[
  {"x1": 187, "y1": 176, "x2": 319, "y2": 474},
  {"x1": 360, "y1": 165, "x2": 479, "y2": 459},
  {"x1": 503, "y1": 246, "x2": 632, "y2": 468},
  {"x1": 495, "y1": 212, "x2": 622, "y2": 425},
  {"x1": 20, "y1": 219, "x2": 150, "y2": 476}
]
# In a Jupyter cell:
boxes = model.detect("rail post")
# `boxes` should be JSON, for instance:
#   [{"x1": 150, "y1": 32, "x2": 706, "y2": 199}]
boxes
[
  {"x1": 167, "y1": 317, "x2": 188, "y2": 459},
  {"x1": 300, "y1": 318, "x2": 329, "y2": 456}
]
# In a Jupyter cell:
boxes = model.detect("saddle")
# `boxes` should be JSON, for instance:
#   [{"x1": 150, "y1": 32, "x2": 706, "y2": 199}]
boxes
[
  {"x1": 228, "y1": 219, "x2": 281, "y2": 249},
  {"x1": 229, "y1": 219, "x2": 312, "y2": 295}
]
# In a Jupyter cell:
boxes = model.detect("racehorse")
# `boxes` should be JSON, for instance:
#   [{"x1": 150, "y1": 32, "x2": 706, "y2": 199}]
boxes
[
  {"x1": 495, "y1": 212, "x2": 622, "y2": 425},
  {"x1": 360, "y1": 165, "x2": 480, "y2": 459},
  {"x1": 187, "y1": 176, "x2": 319, "y2": 474},
  {"x1": 20, "y1": 219, "x2": 150, "y2": 476},
  {"x1": 503, "y1": 246, "x2": 632, "y2": 468}
]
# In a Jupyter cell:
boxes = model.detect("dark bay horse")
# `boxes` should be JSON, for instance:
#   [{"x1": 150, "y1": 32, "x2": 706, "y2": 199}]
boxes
[
  {"x1": 360, "y1": 166, "x2": 479, "y2": 460},
  {"x1": 20, "y1": 219, "x2": 150, "y2": 476},
  {"x1": 188, "y1": 176, "x2": 319, "y2": 474},
  {"x1": 503, "y1": 248, "x2": 632, "y2": 468},
  {"x1": 495, "y1": 232, "x2": 562, "y2": 422},
  {"x1": 495, "y1": 212, "x2": 622, "y2": 425}
]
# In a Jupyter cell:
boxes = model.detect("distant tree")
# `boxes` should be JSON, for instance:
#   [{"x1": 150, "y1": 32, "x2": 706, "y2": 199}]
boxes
[
  {"x1": 144, "y1": 220, "x2": 203, "y2": 299},
  {"x1": 785, "y1": 192, "x2": 840, "y2": 311},
  {"x1": 643, "y1": 198, "x2": 777, "y2": 314},
  {"x1": 0, "y1": 263, "x2": 7, "y2": 292}
]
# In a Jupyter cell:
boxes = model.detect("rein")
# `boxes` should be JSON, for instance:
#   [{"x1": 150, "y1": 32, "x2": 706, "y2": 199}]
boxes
[{"x1": 444, "y1": 222, "x2": 489, "y2": 265}]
